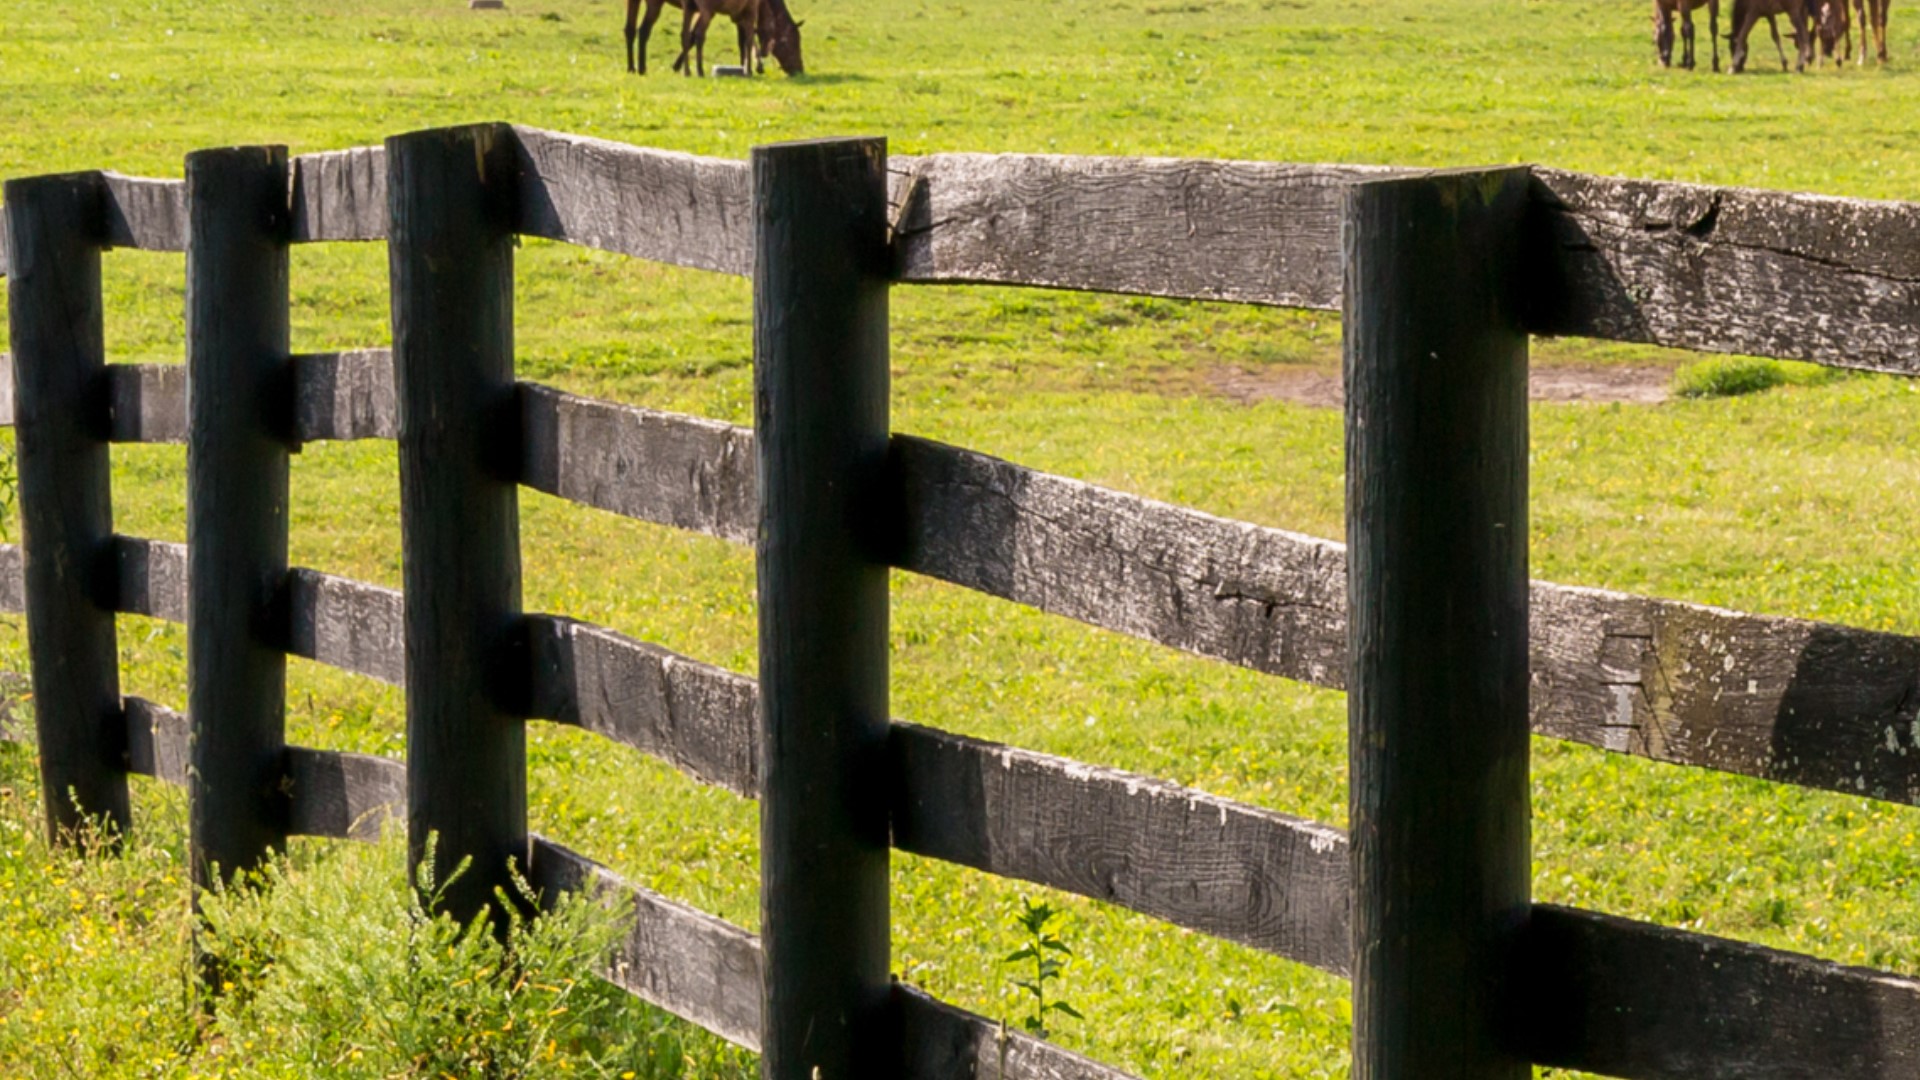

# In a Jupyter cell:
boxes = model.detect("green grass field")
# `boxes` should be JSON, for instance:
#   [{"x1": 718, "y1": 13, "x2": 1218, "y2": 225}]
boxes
[{"x1": 4, "y1": 0, "x2": 1920, "y2": 1075}]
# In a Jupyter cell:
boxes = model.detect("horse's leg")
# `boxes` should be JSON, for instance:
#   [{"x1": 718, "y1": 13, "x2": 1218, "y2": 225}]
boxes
[
  {"x1": 625, "y1": 0, "x2": 641, "y2": 72},
  {"x1": 1796, "y1": 2, "x2": 1815, "y2": 69},
  {"x1": 673, "y1": 3, "x2": 696, "y2": 73},
  {"x1": 692, "y1": 9, "x2": 715, "y2": 77},
  {"x1": 1656, "y1": 1, "x2": 1675, "y2": 66},
  {"x1": 636, "y1": 0, "x2": 666, "y2": 74},
  {"x1": 1766, "y1": 13, "x2": 1789, "y2": 67},
  {"x1": 1876, "y1": 0, "x2": 1889, "y2": 61},
  {"x1": 1710, "y1": 0, "x2": 1722, "y2": 69},
  {"x1": 1681, "y1": 2, "x2": 1697, "y2": 66}
]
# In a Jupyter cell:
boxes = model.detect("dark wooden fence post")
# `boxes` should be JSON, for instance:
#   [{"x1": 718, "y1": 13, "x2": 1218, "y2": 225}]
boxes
[
  {"x1": 4, "y1": 172, "x2": 128, "y2": 846},
  {"x1": 186, "y1": 146, "x2": 293, "y2": 892},
  {"x1": 388, "y1": 123, "x2": 526, "y2": 926},
  {"x1": 1344, "y1": 168, "x2": 1533, "y2": 1080},
  {"x1": 752, "y1": 137, "x2": 893, "y2": 1080}
]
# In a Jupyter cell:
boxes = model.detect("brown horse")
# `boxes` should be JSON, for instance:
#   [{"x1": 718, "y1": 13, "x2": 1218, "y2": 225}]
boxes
[
  {"x1": 624, "y1": 0, "x2": 803, "y2": 75},
  {"x1": 1656, "y1": 0, "x2": 1721, "y2": 69},
  {"x1": 1854, "y1": 0, "x2": 1891, "y2": 62},
  {"x1": 1815, "y1": 0, "x2": 1852, "y2": 61},
  {"x1": 1730, "y1": 0, "x2": 1813, "y2": 70}
]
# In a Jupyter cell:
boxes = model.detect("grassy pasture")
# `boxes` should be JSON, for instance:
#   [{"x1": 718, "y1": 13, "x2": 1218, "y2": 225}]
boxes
[{"x1": 3, "y1": 0, "x2": 1920, "y2": 1075}]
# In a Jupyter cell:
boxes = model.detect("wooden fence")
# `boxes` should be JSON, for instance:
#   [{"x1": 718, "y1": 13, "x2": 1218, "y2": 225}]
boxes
[{"x1": 2, "y1": 123, "x2": 1920, "y2": 1078}]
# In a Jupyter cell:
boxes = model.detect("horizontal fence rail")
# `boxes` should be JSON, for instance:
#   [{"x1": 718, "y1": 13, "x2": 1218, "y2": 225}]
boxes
[
  {"x1": 6, "y1": 127, "x2": 1920, "y2": 377},
  {"x1": 9, "y1": 612, "x2": 1919, "y2": 1080},
  {"x1": 14, "y1": 352, "x2": 1915, "y2": 807}
]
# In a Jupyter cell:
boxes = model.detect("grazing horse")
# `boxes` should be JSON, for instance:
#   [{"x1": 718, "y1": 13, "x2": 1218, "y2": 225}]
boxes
[
  {"x1": 1730, "y1": 0, "x2": 1813, "y2": 70},
  {"x1": 673, "y1": 0, "x2": 763, "y2": 77},
  {"x1": 1656, "y1": 0, "x2": 1722, "y2": 70},
  {"x1": 1855, "y1": 0, "x2": 1891, "y2": 62},
  {"x1": 1815, "y1": 0, "x2": 1852, "y2": 61},
  {"x1": 624, "y1": 0, "x2": 804, "y2": 74}
]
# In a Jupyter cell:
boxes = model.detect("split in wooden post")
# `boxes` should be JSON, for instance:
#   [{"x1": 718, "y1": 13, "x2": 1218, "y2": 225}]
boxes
[{"x1": 388, "y1": 122, "x2": 527, "y2": 928}]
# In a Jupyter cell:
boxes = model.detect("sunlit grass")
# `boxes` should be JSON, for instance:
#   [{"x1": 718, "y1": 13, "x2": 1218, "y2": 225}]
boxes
[{"x1": 4, "y1": 0, "x2": 1920, "y2": 1075}]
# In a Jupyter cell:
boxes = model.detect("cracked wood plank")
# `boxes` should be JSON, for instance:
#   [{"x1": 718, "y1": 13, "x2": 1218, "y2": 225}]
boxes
[
  {"x1": 123, "y1": 696, "x2": 188, "y2": 786},
  {"x1": 285, "y1": 568, "x2": 405, "y2": 685},
  {"x1": 286, "y1": 745, "x2": 403, "y2": 841},
  {"x1": 510, "y1": 126, "x2": 752, "y2": 275},
  {"x1": 518, "y1": 382, "x2": 756, "y2": 544},
  {"x1": 897, "y1": 983, "x2": 1142, "y2": 1080},
  {"x1": 529, "y1": 836, "x2": 765, "y2": 1051},
  {"x1": 113, "y1": 700, "x2": 403, "y2": 844},
  {"x1": 291, "y1": 146, "x2": 387, "y2": 242},
  {"x1": 0, "y1": 543, "x2": 21, "y2": 613},
  {"x1": 527, "y1": 836, "x2": 1141, "y2": 1079},
  {"x1": 1526, "y1": 903, "x2": 1920, "y2": 1080},
  {"x1": 105, "y1": 364, "x2": 187, "y2": 444},
  {"x1": 895, "y1": 435, "x2": 1920, "y2": 804},
  {"x1": 293, "y1": 348, "x2": 396, "y2": 441},
  {"x1": 506, "y1": 403, "x2": 1920, "y2": 806},
  {"x1": 890, "y1": 152, "x2": 1403, "y2": 306},
  {"x1": 891, "y1": 720, "x2": 1353, "y2": 975},
  {"x1": 525, "y1": 614, "x2": 758, "y2": 797},
  {"x1": 113, "y1": 535, "x2": 187, "y2": 624},
  {"x1": 1529, "y1": 169, "x2": 1920, "y2": 377},
  {"x1": 102, "y1": 174, "x2": 187, "y2": 252},
  {"x1": 525, "y1": 618, "x2": 1354, "y2": 972}
]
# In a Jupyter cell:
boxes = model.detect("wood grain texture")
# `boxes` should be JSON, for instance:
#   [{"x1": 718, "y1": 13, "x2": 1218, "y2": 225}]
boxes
[
  {"x1": 284, "y1": 568, "x2": 405, "y2": 685},
  {"x1": 292, "y1": 349, "x2": 397, "y2": 442},
  {"x1": 51, "y1": 695, "x2": 1920, "y2": 1080},
  {"x1": 7, "y1": 171, "x2": 129, "y2": 840},
  {"x1": 113, "y1": 536, "x2": 188, "y2": 624},
  {"x1": 890, "y1": 721, "x2": 1351, "y2": 975},
  {"x1": 185, "y1": 145, "x2": 295, "y2": 891},
  {"x1": 525, "y1": 615, "x2": 757, "y2": 797},
  {"x1": 111, "y1": 702, "x2": 404, "y2": 844},
  {"x1": 1344, "y1": 169, "x2": 1534, "y2": 1080},
  {"x1": 286, "y1": 746, "x2": 404, "y2": 842},
  {"x1": 896, "y1": 984, "x2": 1142, "y2": 1080},
  {"x1": 105, "y1": 364, "x2": 188, "y2": 444},
  {"x1": 518, "y1": 383, "x2": 755, "y2": 543},
  {"x1": 893, "y1": 433, "x2": 1349, "y2": 689},
  {"x1": 527, "y1": 836, "x2": 764, "y2": 1052},
  {"x1": 891, "y1": 152, "x2": 1398, "y2": 307},
  {"x1": 1530, "y1": 585, "x2": 1920, "y2": 803},
  {"x1": 291, "y1": 146, "x2": 388, "y2": 243},
  {"x1": 389, "y1": 122, "x2": 528, "y2": 926},
  {"x1": 527, "y1": 836, "x2": 1143, "y2": 1079},
  {"x1": 358, "y1": 387, "x2": 1920, "y2": 808},
  {"x1": 102, "y1": 173, "x2": 187, "y2": 252},
  {"x1": 123, "y1": 696, "x2": 189, "y2": 786},
  {"x1": 510, "y1": 126, "x2": 751, "y2": 275},
  {"x1": 525, "y1": 620, "x2": 1355, "y2": 973},
  {"x1": 1524, "y1": 904, "x2": 1920, "y2": 1080},
  {"x1": 0, "y1": 543, "x2": 23, "y2": 613},
  {"x1": 1529, "y1": 169, "x2": 1920, "y2": 377},
  {"x1": 753, "y1": 136, "x2": 896, "y2": 1080}
]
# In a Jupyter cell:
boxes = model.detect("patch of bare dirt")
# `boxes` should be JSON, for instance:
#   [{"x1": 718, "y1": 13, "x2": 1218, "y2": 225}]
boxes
[{"x1": 1208, "y1": 365, "x2": 1675, "y2": 408}]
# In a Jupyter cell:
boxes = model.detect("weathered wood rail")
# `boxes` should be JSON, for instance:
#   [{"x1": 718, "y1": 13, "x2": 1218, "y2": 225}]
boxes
[{"x1": 3, "y1": 124, "x2": 1918, "y2": 1079}]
